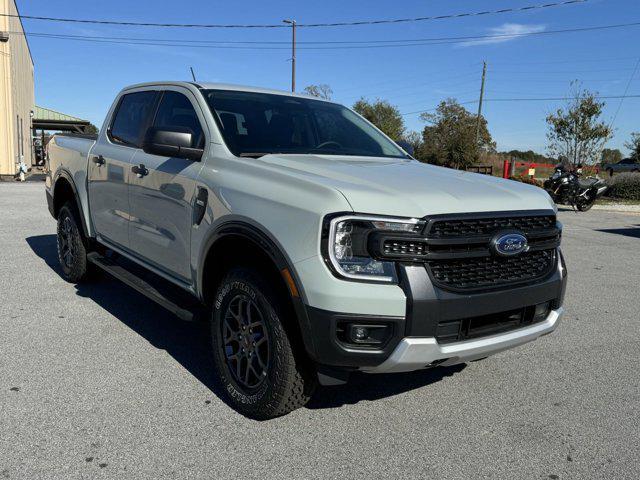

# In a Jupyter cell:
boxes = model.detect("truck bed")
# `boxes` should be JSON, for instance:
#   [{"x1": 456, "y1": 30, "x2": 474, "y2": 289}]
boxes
[{"x1": 47, "y1": 133, "x2": 97, "y2": 231}]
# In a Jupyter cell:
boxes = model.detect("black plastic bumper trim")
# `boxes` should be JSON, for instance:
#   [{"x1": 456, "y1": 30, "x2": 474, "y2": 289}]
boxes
[
  {"x1": 304, "y1": 306, "x2": 405, "y2": 368},
  {"x1": 303, "y1": 255, "x2": 566, "y2": 369}
]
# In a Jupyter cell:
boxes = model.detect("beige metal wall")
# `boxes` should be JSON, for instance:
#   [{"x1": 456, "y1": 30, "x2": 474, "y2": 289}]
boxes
[{"x1": 0, "y1": 0, "x2": 35, "y2": 176}]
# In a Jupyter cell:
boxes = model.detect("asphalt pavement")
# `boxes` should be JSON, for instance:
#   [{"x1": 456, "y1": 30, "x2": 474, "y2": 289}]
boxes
[{"x1": 1, "y1": 182, "x2": 639, "y2": 479}]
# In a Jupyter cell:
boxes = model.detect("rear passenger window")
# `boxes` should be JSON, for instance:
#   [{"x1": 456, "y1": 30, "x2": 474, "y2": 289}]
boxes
[
  {"x1": 153, "y1": 91, "x2": 204, "y2": 148},
  {"x1": 109, "y1": 91, "x2": 158, "y2": 147}
]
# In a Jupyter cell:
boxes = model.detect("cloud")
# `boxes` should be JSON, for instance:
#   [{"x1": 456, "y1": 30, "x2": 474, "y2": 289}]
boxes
[{"x1": 460, "y1": 23, "x2": 546, "y2": 47}]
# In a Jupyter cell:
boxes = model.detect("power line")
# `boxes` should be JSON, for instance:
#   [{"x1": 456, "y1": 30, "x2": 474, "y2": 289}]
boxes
[
  {"x1": 401, "y1": 94, "x2": 640, "y2": 116},
  {"x1": 0, "y1": 1, "x2": 588, "y2": 29},
  {"x1": 609, "y1": 57, "x2": 640, "y2": 128},
  {"x1": 11, "y1": 20, "x2": 640, "y2": 50},
  {"x1": 489, "y1": 67, "x2": 638, "y2": 74},
  {"x1": 10, "y1": 22, "x2": 640, "y2": 50}
]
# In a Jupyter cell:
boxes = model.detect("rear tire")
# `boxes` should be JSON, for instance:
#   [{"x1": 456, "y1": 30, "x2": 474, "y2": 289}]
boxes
[
  {"x1": 576, "y1": 196, "x2": 596, "y2": 212},
  {"x1": 56, "y1": 202, "x2": 90, "y2": 283},
  {"x1": 210, "y1": 267, "x2": 316, "y2": 419}
]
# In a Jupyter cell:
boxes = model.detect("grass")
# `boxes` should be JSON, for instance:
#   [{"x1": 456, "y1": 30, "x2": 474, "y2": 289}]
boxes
[{"x1": 599, "y1": 197, "x2": 640, "y2": 206}]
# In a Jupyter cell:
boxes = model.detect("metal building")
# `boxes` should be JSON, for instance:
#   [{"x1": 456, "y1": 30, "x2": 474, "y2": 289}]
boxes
[{"x1": 0, "y1": 0, "x2": 35, "y2": 178}]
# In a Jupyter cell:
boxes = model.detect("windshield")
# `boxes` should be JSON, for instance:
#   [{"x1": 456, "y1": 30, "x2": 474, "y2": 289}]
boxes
[{"x1": 202, "y1": 89, "x2": 407, "y2": 159}]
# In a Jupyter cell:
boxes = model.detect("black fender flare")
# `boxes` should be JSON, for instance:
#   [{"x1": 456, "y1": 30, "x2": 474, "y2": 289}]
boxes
[
  {"x1": 196, "y1": 219, "x2": 318, "y2": 360},
  {"x1": 52, "y1": 169, "x2": 90, "y2": 239}
]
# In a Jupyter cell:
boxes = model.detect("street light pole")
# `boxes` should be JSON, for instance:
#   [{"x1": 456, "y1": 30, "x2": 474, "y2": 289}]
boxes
[{"x1": 283, "y1": 19, "x2": 296, "y2": 92}]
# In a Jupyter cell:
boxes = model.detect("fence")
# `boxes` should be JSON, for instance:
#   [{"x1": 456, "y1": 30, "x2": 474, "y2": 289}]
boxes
[
  {"x1": 501, "y1": 160, "x2": 600, "y2": 179},
  {"x1": 465, "y1": 165, "x2": 493, "y2": 175}
]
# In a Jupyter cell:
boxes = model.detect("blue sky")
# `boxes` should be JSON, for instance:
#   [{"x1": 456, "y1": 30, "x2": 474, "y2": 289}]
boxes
[{"x1": 17, "y1": 0, "x2": 639, "y2": 155}]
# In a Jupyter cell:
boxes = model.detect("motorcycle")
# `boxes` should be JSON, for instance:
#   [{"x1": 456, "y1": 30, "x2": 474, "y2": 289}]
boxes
[{"x1": 543, "y1": 164, "x2": 608, "y2": 212}]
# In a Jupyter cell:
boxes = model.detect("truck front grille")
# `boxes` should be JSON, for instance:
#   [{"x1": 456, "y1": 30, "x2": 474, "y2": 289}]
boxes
[
  {"x1": 428, "y1": 249, "x2": 556, "y2": 291},
  {"x1": 422, "y1": 212, "x2": 559, "y2": 292},
  {"x1": 429, "y1": 215, "x2": 556, "y2": 238}
]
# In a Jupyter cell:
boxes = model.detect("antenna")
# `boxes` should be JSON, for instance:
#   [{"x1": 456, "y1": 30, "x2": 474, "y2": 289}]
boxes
[{"x1": 190, "y1": 66, "x2": 197, "y2": 82}]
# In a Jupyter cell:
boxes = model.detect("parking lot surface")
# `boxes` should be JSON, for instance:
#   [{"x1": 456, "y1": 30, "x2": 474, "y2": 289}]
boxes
[{"x1": 1, "y1": 182, "x2": 639, "y2": 479}]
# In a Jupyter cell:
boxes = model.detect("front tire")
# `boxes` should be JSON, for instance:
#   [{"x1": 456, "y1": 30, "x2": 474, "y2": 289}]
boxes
[
  {"x1": 576, "y1": 195, "x2": 596, "y2": 212},
  {"x1": 56, "y1": 202, "x2": 90, "y2": 282},
  {"x1": 210, "y1": 267, "x2": 315, "y2": 419}
]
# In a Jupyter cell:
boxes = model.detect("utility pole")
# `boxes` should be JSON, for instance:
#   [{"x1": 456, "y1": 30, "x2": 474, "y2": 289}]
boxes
[
  {"x1": 476, "y1": 61, "x2": 487, "y2": 144},
  {"x1": 283, "y1": 19, "x2": 296, "y2": 92}
]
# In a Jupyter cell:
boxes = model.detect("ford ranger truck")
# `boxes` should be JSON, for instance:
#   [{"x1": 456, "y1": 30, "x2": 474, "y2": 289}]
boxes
[{"x1": 45, "y1": 82, "x2": 567, "y2": 419}]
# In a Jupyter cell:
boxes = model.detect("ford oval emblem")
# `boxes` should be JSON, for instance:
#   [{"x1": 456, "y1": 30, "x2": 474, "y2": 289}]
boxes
[{"x1": 491, "y1": 232, "x2": 529, "y2": 257}]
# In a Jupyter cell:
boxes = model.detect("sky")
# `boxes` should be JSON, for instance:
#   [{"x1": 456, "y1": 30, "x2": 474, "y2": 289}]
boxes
[{"x1": 14, "y1": 0, "x2": 640, "y2": 155}]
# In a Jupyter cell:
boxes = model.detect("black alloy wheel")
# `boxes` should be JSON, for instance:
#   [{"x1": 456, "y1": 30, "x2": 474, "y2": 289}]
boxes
[
  {"x1": 56, "y1": 202, "x2": 90, "y2": 282},
  {"x1": 58, "y1": 215, "x2": 76, "y2": 269},
  {"x1": 210, "y1": 267, "x2": 316, "y2": 419},
  {"x1": 222, "y1": 294, "x2": 270, "y2": 390}
]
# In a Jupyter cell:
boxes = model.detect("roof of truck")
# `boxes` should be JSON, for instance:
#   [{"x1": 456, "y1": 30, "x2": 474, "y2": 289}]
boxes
[{"x1": 123, "y1": 81, "x2": 333, "y2": 102}]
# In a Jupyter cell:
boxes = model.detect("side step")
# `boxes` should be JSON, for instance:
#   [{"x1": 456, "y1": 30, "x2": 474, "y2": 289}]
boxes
[{"x1": 87, "y1": 252, "x2": 205, "y2": 322}]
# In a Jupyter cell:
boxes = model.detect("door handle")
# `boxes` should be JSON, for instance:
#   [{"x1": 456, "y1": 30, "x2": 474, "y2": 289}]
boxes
[
  {"x1": 131, "y1": 164, "x2": 149, "y2": 177},
  {"x1": 92, "y1": 155, "x2": 105, "y2": 166}
]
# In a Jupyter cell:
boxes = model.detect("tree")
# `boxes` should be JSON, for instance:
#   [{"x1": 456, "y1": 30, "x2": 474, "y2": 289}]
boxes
[
  {"x1": 85, "y1": 123, "x2": 99, "y2": 135},
  {"x1": 417, "y1": 98, "x2": 495, "y2": 168},
  {"x1": 352, "y1": 98, "x2": 405, "y2": 141},
  {"x1": 545, "y1": 83, "x2": 612, "y2": 167},
  {"x1": 601, "y1": 148, "x2": 623, "y2": 165},
  {"x1": 400, "y1": 130, "x2": 423, "y2": 156},
  {"x1": 502, "y1": 149, "x2": 554, "y2": 164},
  {"x1": 625, "y1": 132, "x2": 640, "y2": 161},
  {"x1": 303, "y1": 84, "x2": 333, "y2": 100}
]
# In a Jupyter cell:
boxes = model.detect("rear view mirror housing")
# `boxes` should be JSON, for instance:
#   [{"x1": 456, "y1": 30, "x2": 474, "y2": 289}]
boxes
[{"x1": 142, "y1": 126, "x2": 203, "y2": 161}]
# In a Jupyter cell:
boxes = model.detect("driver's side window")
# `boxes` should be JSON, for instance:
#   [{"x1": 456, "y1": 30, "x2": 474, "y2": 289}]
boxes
[{"x1": 153, "y1": 91, "x2": 205, "y2": 148}]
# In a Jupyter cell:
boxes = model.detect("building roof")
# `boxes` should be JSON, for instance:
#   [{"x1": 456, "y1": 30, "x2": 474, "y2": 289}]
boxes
[{"x1": 34, "y1": 106, "x2": 87, "y2": 122}]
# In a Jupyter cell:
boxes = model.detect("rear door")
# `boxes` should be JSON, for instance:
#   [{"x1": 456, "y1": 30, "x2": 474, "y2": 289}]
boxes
[
  {"x1": 128, "y1": 88, "x2": 207, "y2": 282},
  {"x1": 88, "y1": 90, "x2": 159, "y2": 249}
]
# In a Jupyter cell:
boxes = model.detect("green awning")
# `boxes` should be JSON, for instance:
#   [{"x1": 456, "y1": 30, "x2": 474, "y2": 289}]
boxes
[{"x1": 34, "y1": 106, "x2": 87, "y2": 122}]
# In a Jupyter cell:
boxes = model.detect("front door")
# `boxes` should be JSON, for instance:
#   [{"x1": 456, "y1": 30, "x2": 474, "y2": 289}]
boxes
[
  {"x1": 88, "y1": 90, "x2": 159, "y2": 250},
  {"x1": 128, "y1": 89, "x2": 207, "y2": 282}
]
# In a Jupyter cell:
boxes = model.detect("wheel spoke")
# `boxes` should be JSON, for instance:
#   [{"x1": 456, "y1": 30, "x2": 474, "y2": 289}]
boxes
[
  {"x1": 245, "y1": 301, "x2": 253, "y2": 326},
  {"x1": 236, "y1": 356, "x2": 243, "y2": 381},
  {"x1": 254, "y1": 348, "x2": 267, "y2": 370},
  {"x1": 221, "y1": 293, "x2": 270, "y2": 390},
  {"x1": 223, "y1": 319, "x2": 237, "y2": 342},
  {"x1": 248, "y1": 363, "x2": 261, "y2": 383},
  {"x1": 244, "y1": 360, "x2": 251, "y2": 385}
]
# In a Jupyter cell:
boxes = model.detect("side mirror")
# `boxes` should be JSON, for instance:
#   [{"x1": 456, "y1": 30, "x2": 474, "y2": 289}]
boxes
[
  {"x1": 395, "y1": 140, "x2": 414, "y2": 157},
  {"x1": 142, "y1": 126, "x2": 203, "y2": 161}
]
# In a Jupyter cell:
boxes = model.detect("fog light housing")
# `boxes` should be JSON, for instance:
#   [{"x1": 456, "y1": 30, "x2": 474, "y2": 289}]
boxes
[
  {"x1": 534, "y1": 301, "x2": 551, "y2": 321},
  {"x1": 352, "y1": 326, "x2": 369, "y2": 341},
  {"x1": 337, "y1": 322, "x2": 393, "y2": 348}
]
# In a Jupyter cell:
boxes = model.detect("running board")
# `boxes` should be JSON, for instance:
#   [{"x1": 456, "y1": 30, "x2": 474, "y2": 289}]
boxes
[{"x1": 87, "y1": 252, "x2": 205, "y2": 322}]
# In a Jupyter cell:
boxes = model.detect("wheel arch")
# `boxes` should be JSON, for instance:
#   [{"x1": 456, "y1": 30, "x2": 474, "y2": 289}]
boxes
[
  {"x1": 52, "y1": 170, "x2": 90, "y2": 239},
  {"x1": 197, "y1": 219, "x2": 318, "y2": 360}
]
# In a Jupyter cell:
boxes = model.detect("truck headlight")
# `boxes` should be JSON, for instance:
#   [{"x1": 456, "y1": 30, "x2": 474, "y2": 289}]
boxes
[{"x1": 323, "y1": 214, "x2": 424, "y2": 283}]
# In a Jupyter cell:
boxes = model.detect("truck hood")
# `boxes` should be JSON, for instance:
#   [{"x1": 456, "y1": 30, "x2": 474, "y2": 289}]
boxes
[{"x1": 258, "y1": 154, "x2": 555, "y2": 217}]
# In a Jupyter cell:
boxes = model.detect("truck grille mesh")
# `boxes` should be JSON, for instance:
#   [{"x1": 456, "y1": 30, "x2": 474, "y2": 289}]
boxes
[
  {"x1": 424, "y1": 214, "x2": 558, "y2": 291},
  {"x1": 428, "y1": 249, "x2": 556, "y2": 290},
  {"x1": 428, "y1": 215, "x2": 556, "y2": 238}
]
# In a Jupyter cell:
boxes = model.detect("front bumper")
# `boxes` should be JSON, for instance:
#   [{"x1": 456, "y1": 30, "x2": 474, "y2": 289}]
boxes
[
  {"x1": 364, "y1": 307, "x2": 563, "y2": 373},
  {"x1": 302, "y1": 249, "x2": 567, "y2": 371}
]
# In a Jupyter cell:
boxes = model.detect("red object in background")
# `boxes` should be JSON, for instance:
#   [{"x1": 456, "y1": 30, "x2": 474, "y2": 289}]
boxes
[{"x1": 502, "y1": 160, "x2": 510, "y2": 179}]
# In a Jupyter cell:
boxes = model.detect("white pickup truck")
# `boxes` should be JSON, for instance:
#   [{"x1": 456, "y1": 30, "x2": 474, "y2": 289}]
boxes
[{"x1": 45, "y1": 81, "x2": 567, "y2": 419}]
